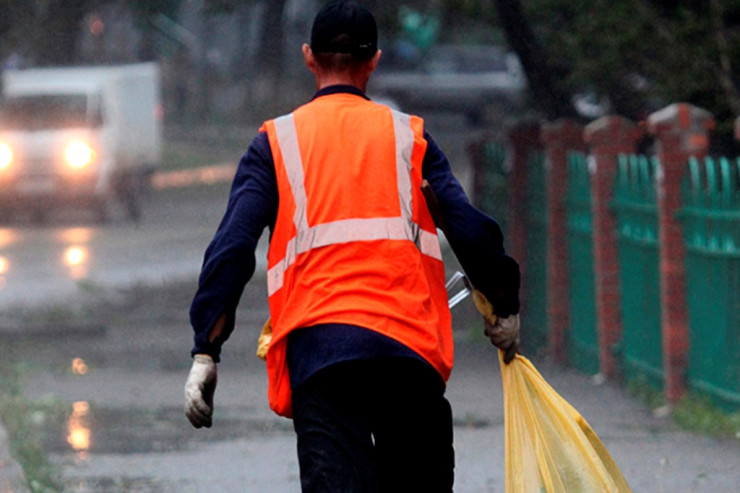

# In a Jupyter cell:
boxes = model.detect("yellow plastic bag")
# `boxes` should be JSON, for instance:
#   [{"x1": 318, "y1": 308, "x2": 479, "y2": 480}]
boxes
[
  {"x1": 500, "y1": 351, "x2": 632, "y2": 493},
  {"x1": 256, "y1": 318, "x2": 272, "y2": 360}
]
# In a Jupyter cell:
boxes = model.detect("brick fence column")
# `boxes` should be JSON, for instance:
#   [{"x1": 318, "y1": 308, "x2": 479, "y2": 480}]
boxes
[
  {"x1": 541, "y1": 119, "x2": 585, "y2": 364},
  {"x1": 647, "y1": 103, "x2": 714, "y2": 403},
  {"x1": 584, "y1": 117, "x2": 643, "y2": 378},
  {"x1": 507, "y1": 122, "x2": 541, "y2": 276}
]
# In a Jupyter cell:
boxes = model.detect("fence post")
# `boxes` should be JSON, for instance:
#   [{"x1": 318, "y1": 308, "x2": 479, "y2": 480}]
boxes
[
  {"x1": 541, "y1": 119, "x2": 585, "y2": 364},
  {"x1": 584, "y1": 117, "x2": 643, "y2": 378},
  {"x1": 647, "y1": 103, "x2": 714, "y2": 403},
  {"x1": 507, "y1": 122, "x2": 541, "y2": 276}
]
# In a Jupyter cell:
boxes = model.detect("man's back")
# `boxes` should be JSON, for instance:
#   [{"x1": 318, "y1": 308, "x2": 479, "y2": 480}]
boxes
[{"x1": 262, "y1": 87, "x2": 452, "y2": 417}]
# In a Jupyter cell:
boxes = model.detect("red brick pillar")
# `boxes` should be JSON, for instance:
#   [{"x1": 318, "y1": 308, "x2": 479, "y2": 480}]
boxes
[
  {"x1": 541, "y1": 119, "x2": 585, "y2": 364},
  {"x1": 507, "y1": 122, "x2": 541, "y2": 271},
  {"x1": 647, "y1": 103, "x2": 714, "y2": 403},
  {"x1": 584, "y1": 117, "x2": 643, "y2": 378}
]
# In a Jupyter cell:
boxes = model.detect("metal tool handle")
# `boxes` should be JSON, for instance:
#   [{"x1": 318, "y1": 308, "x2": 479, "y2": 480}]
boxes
[{"x1": 446, "y1": 271, "x2": 473, "y2": 309}]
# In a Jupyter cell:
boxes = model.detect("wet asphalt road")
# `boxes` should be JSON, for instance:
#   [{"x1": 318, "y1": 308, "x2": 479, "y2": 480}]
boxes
[
  {"x1": 9, "y1": 272, "x2": 740, "y2": 492},
  {"x1": 0, "y1": 182, "x2": 237, "y2": 309}
]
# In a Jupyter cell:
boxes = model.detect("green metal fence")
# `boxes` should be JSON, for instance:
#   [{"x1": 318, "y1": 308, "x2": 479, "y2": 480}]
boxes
[
  {"x1": 566, "y1": 152, "x2": 598, "y2": 373},
  {"x1": 612, "y1": 154, "x2": 663, "y2": 386},
  {"x1": 471, "y1": 141, "x2": 547, "y2": 353},
  {"x1": 473, "y1": 141, "x2": 509, "y2": 231},
  {"x1": 681, "y1": 156, "x2": 740, "y2": 409},
  {"x1": 523, "y1": 151, "x2": 549, "y2": 352}
]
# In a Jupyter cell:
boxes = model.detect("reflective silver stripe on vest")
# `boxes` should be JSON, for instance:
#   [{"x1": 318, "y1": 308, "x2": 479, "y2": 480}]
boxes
[
  {"x1": 393, "y1": 111, "x2": 414, "y2": 221},
  {"x1": 267, "y1": 112, "x2": 442, "y2": 296}
]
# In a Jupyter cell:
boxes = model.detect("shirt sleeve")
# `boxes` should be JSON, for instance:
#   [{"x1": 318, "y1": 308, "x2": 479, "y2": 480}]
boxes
[
  {"x1": 422, "y1": 131, "x2": 521, "y2": 318},
  {"x1": 189, "y1": 131, "x2": 278, "y2": 361}
]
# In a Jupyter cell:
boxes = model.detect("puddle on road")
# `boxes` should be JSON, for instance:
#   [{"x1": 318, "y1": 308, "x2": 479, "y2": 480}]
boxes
[
  {"x1": 40, "y1": 401, "x2": 489, "y2": 458},
  {"x1": 40, "y1": 404, "x2": 292, "y2": 456},
  {"x1": 29, "y1": 403, "x2": 295, "y2": 492}
]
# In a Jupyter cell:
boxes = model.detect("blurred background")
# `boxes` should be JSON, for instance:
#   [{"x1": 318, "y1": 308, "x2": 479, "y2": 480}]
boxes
[
  {"x1": 2, "y1": 0, "x2": 740, "y2": 144},
  {"x1": 2, "y1": 2, "x2": 740, "y2": 491}
]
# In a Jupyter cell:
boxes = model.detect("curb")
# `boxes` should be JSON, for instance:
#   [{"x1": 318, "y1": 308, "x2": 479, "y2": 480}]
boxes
[{"x1": 150, "y1": 163, "x2": 237, "y2": 190}]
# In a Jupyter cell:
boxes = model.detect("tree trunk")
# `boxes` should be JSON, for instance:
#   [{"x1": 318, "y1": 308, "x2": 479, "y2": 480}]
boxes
[
  {"x1": 33, "y1": 0, "x2": 89, "y2": 66},
  {"x1": 256, "y1": 0, "x2": 286, "y2": 81},
  {"x1": 249, "y1": 0, "x2": 288, "y2": 118},
  {"x1": 493, "y1": 0, "x2": 576, "y2": 120},
  {"x1": 710, "y1": 0, "x2": 740, "y2": 116}
]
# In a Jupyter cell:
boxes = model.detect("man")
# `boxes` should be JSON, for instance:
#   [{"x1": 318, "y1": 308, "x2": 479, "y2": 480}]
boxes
[{"x1": 185, "y1": 1, "x2": 521, "y2": 491}]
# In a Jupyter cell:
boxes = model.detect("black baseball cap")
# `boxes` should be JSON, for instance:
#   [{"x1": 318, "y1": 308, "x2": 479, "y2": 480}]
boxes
[{"x1": 310, "y1": 1, "x2": 378, "y2": 60}]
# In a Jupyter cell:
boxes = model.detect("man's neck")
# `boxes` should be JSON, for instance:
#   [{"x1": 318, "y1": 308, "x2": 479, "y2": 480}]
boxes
[{"x1": 315, "y1": 73, "x2": 369, "y2": 93}]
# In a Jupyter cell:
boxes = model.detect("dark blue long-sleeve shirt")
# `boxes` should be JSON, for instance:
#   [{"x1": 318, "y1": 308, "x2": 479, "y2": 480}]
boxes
[{"x1": 190, "y1": 85, "x2": 519, "y2": 386}]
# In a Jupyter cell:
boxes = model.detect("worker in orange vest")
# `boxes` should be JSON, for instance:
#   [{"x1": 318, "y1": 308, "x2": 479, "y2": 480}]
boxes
[{"x1": 185, "y1": 1, "x2": 521, "y2": 491}]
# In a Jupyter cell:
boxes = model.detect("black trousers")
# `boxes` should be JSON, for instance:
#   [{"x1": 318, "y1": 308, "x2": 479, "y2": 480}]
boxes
[{"x1": 291, "y1": 358, "x2": 455, "y2": 493}]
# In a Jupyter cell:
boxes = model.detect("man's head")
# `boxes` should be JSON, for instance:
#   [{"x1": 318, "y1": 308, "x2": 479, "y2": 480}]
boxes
[
  {"x1": 303, "y1": 1, "x2": 381, "y2": 88},
  {"x1": 311, "y1": 0, "x2": 377, "y2": 61}
]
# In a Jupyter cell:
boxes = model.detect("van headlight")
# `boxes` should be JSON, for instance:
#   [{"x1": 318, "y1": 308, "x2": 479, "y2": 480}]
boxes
[
  {"x1": 64, "y1": 140, "x2": 96, "y2": 169},
  {"x1": 0, "y1": 143, "x2": 12, "y2": 170}
]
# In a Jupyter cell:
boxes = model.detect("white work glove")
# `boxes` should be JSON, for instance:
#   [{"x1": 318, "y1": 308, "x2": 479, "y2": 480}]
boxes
[
  {"x1": 184, "y1": 354, "x2": 217, "y2": 428},
  {"x1": 484, "y1": 314, "x2": 520, "y2": 364}
]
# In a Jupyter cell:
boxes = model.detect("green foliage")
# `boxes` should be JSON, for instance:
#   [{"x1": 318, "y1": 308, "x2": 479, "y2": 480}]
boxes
[
  {"x1": 627, "y1": 375, "x2": 740, "y2": 440},
  {"x1": 627, "y1": 375, "x2": 666, "y2": 409},
  {"x1": 514, "y1": 0, "x2": 740, "y2": 143},
  {"x1": 0, "y1": 362, "x2": 63, "y2": 492},
  {"x1": 673, "y1": 394, "x2": 740, "y2": 439},
  {"x1": 399, "y1": 6, "x2": 440, "y2": 50}
]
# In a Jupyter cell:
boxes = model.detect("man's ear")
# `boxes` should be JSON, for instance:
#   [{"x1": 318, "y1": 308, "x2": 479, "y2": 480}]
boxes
[
  {"x1": 302, "y1": 43, "x2": 318, "y2": 74},
  {"x1": 369, "y1": 49, "x2": 382, "y2": 72}
]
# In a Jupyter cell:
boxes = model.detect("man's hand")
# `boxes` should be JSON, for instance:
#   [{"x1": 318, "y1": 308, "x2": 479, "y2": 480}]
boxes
[
  {"x1": 184, "y1": 354, "x2": 217, "y2": 428},
  {"x1": 484, "y1": 314, "x2": 520, "y2": 364}
]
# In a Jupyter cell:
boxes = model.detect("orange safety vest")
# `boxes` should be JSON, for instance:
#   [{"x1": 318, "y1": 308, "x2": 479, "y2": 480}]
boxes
[{"x1": 261, "y1": 93, "x2": 453, "y2": 417}]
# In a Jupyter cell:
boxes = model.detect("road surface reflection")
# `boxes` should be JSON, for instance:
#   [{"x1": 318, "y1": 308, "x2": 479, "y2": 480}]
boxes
[
  {"x1": 67, "y1": 401, "x2": 91, "y2": 459},
  {"x1": 0, "y1": 227, "x2": 95, "y2": 293},
  {"x1": 0, "y1": 182, "x2": 251, "y2": 307}
]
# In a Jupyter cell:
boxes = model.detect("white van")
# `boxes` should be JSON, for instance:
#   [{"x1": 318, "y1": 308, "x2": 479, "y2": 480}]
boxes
[{"x1": 0, "y1": 63, "x2": 162, "y2": 222}]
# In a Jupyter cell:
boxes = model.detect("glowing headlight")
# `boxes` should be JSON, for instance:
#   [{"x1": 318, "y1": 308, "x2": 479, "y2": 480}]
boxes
[
  {"x1": 0, "y1": 143, "x2": 12, "y2": 170},
  {"x1": 64, "y1": 246, "x2": 87, "y2": 267},
  {"x1": 64, "y1": 141, "x2": 95, "y2": 169}
]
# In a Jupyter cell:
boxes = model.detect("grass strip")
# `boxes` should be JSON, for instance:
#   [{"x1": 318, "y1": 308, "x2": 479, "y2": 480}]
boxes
[
  {"x1": 628, "y1": 375, "x2": 740, "y2": 440},
  {"x1": 0, "y1": 360, "x2": 63, "y2": 492}
]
